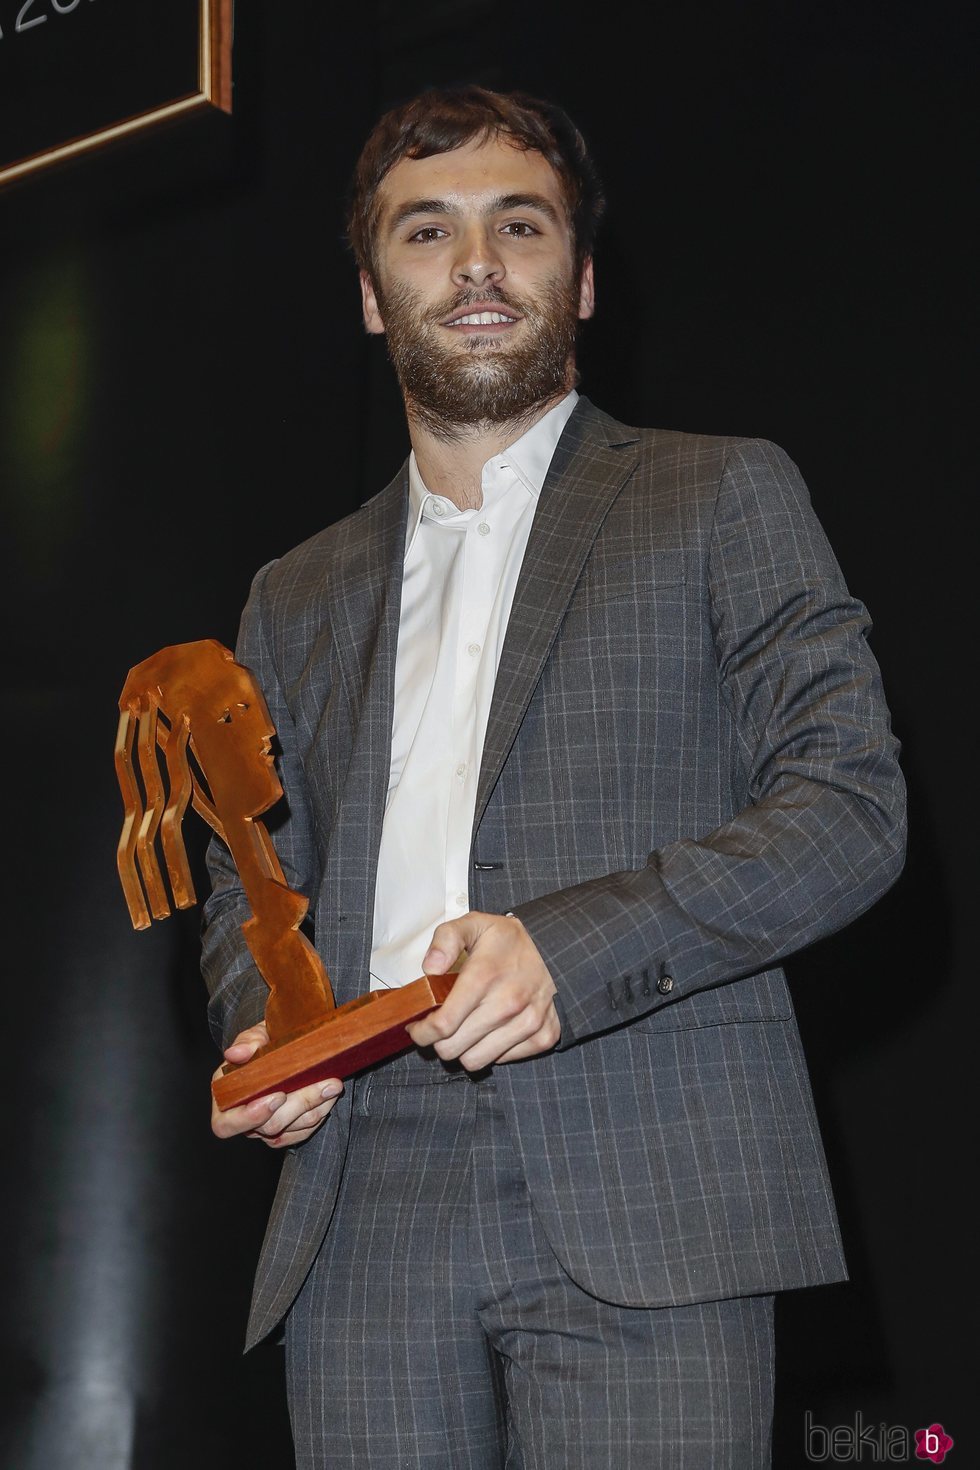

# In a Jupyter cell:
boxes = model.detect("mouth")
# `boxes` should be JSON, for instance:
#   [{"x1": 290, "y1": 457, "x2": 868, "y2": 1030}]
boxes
[{"x1": 441, "y1": 303, "x2": 522, "y2": 335}]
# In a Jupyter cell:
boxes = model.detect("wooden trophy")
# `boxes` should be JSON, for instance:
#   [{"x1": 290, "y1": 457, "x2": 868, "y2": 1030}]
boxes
[{"x1": 115, "y1": 639, "x2": 456, "y2": 1111}]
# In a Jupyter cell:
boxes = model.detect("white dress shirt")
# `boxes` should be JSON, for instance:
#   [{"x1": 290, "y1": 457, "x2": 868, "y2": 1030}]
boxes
[{"x1": 369, "y1": 391, "x2": 579, "y2": 989}]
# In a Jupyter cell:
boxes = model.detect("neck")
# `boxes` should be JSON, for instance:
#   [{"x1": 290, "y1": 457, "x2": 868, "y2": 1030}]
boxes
[{"x1": 407, "y1": 385, "x2": 572, "y2": 511}]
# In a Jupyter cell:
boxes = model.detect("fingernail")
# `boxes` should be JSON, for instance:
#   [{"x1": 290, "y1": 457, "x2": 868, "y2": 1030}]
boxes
[
  {"x1": 265, "y1": 1093, "x2": 286, "y2": 1111},
  {"x1": 321, "y1": 1081, "x2": 342, "y2": 1098}
]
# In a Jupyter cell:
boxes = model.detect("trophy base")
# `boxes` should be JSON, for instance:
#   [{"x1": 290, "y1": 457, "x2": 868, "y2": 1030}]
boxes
[{"x1": 211, "y1": 973, "x2": 458, "y2": 1110}]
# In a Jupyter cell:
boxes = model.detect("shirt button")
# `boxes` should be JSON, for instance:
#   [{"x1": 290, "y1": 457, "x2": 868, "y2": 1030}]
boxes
[
  {"x1": 455, "y1": 892, "x2": 468, "y2": 909},
  {"x1": 477, "y1": 522, "x2": 491, "y2": 536},
  {"x1": 467, "y1": 642, "x2": 481, "y2": 657},
  {"x1": 456, "y1": 763, "x2": 467, "y2": 779},
  {"x1": 432, "y1": 502, "x2": 447, "y2": 517}
]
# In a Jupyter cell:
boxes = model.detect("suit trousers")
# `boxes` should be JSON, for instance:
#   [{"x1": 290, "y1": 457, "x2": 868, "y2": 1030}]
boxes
[{"x1": 284, "y1": 1045, "x2": 775, "y2": 1469}]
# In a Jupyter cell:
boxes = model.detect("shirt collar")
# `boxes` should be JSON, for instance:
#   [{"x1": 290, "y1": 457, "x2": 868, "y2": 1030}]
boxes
[{"x1": 405, "y1": 390, "x2": 579, "y2": 557}]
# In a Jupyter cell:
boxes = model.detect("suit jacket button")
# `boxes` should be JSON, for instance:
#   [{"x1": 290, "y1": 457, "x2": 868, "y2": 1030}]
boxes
[{"x1": 657, "y1": 975, "x2": 674, "y2": 994}]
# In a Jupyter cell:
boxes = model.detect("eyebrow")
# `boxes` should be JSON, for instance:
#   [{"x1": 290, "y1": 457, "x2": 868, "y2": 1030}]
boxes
[{"x1": 386, "y1": 192, "x2": 562, "y2": 235}]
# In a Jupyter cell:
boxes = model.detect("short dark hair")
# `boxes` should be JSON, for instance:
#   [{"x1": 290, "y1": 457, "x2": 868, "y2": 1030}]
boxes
[{"x1": 347, "y1": 85, "x2": 605, "y2": 279}]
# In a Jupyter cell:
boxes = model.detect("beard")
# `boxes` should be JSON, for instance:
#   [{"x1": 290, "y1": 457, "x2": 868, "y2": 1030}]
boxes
[{"x1": 373, "y1": 273, "x2": 581, "y2": 439}]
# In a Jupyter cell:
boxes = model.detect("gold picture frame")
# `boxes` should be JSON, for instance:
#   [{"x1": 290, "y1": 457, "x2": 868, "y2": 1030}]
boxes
[{"x1": 0, "y1": 0, "x2": 232, "y2": 188}]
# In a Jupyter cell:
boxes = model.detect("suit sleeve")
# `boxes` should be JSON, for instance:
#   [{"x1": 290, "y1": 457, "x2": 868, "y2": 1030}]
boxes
[
  {"x1": 512, "y1": 438, "x2": 907, "y2": 1045},
  {"x1": 200, "y1": 560, "x2": 322, "y2": 1052}
]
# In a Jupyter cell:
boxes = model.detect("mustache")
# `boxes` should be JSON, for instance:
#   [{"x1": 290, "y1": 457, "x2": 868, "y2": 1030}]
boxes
[
  {"x1": 429, "y1": 285, "x2": 526, "y2": 320},
  {"x1": 376, "y1": 275, "x2": 578, "y2": 329}
]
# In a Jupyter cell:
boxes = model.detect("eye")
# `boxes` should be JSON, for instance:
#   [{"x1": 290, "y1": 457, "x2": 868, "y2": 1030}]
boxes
[
  {"x1": 217, "y1": 703, "x2": 249, "y2": 724},
  {"x1": 501, "y1": 221, "x2": 538, "y2": 238},
  {"x1": 407, "y1": 226, "x2": 447, "y2": 244}
]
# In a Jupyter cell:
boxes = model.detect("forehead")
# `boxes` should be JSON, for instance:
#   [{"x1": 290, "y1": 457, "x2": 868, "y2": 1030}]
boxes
[{"x1": 377, "y1": 134, "x2": 568, "y2": 222}]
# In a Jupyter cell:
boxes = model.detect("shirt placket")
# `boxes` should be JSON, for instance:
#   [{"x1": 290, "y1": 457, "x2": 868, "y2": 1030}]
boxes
[{"x1": 444, "y1": 482, "x2": 497, "y2": 919}]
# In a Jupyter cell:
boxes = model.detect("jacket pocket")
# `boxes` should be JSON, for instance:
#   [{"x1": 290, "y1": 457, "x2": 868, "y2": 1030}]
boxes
[{"x1": 572, "y1": 548, "x2": 691, "y2": 606}]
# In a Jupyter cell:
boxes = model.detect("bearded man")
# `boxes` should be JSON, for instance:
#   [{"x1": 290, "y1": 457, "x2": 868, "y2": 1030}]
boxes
[{"x1": 202, "y1": 86, "x2": 906, "y2": 1469}]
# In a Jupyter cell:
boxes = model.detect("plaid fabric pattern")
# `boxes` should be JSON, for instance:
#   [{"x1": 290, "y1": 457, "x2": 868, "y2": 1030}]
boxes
[
  {"x1": 200, "y1": 398, "x2": 906, "y2": 1352},
  {"x1": 285, "y1": 1046, "x2": 776, "y2": 1469}
]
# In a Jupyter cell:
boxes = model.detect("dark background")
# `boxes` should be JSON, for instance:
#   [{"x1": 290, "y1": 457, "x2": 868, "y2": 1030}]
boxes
[{"x1": 0, "y1": 1, "x2": 972, "y2": 1465}]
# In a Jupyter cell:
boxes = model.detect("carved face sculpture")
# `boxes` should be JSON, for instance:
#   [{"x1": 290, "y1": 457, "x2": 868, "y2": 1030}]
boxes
[
  {"x1": 116, "y1": 640, "x2": 282, "y2": 928},
  {"x1": 179, "y1": 660, "x2": 281, "y2": 820}
]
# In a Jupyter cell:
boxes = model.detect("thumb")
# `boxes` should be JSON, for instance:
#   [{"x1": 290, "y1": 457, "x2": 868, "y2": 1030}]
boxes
[
  {"x1": 224, "y1": 1040, "x2": 258, "y2": 1062},
  {"x1": 423, "y1": 916, "x2": 473, "y2": 974},
  {"x1": 422, "y1": 942, "x2": 452, "y2": 974},
  {"x1": 224, "y1": 1023, "x2": 269, "y2": 1063}
]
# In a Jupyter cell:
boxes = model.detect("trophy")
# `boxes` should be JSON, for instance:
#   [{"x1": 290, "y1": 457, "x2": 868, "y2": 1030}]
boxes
[{"x1": 115, "y1": 639, "x2": 456, "y2": 1110}]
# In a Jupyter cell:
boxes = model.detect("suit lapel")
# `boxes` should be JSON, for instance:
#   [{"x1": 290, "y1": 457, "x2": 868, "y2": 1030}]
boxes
[
  {"x1": 323, "y1": 467, "x2": 408, "y2": 1001},
  {"x1": 473, "y1": 398, "x2": 640, "y2": 835},
  {"x1": 327, "y1": 468, "x2": 409, "y2": 722}
]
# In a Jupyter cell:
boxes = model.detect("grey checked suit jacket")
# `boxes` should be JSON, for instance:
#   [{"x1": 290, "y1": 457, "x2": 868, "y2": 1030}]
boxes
[{"x1": 201, "y1": 397, "x2": 906, "y2": 1351}]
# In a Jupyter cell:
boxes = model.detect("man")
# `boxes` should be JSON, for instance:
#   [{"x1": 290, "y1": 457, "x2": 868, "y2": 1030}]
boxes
[{"x1": 202, "y1": 86, "x2": 906, "y2": 1468}]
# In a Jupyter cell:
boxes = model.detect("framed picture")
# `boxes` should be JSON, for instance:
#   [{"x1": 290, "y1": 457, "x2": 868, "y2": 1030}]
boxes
[{"x1": 0, "y1": 0, "x2": 232, "y2": 187}]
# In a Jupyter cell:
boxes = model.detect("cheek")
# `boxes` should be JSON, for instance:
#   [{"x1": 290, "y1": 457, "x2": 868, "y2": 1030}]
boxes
[{"x1": 378, "y1": 267, "x2": 443, "y2": 323}]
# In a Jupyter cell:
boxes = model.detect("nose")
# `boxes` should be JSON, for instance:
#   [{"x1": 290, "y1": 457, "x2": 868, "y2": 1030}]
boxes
[{"x1": 451, "y1": 224, "x2": 505, "y2": 291}]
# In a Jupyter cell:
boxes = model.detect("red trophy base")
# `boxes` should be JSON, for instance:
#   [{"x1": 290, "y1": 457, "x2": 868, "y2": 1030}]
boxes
[{"x1": 211, "y1": 973, "x2": 458, "y2": 1110}]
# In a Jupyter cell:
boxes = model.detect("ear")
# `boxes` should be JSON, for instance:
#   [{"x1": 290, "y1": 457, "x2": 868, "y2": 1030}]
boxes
[
  {"x1": 359, "y1": 270, "x2": 386, "y2": 335},
  {"x1": 577, "y1": 257, "x2": 596, "y2": 321}
]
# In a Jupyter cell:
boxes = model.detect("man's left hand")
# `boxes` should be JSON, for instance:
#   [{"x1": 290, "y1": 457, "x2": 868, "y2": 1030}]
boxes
[{"x1": 406, "y1": 911, "x2": 560, "y2": 1070}]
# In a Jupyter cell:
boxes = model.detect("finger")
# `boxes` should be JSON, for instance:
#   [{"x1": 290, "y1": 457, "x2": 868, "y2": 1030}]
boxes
[
  {"x1": 408, "y1": 991, "x2": 476, "y2": 1048},
  {"x1": 282, "y1": 1099, "x2": 335, "y2": 1133},
  {"x1": 430, "y1": 970, "x2": 538, "y2": 1057},
  {"x1": 409, "y1": 957, "x2": 504, "y2": 1046},
  {"x1": 279, "y1": 1079, "x2": 344, "y2": 1133},
  {"x1": 211, "y1": 1089, "x2": 287, "y2": 1140},
  {"x1": 252, "y1": 1101, "x2": 329, "y2": 1142},
  {"x1": 493, "y1": 1015, "x2": 562, "y2": 1064},
  {"x1": 256, "y1": 1095, "x2": 333, "y2": 1137},
  {"x1": 256, "y1": 1118, "x2": 326, "y2": 1148},
  {"x1": 256, "y1": 1079, "x2": 343, "y2": 1138},
  {"x1": 456, "y1": 998, "x2": 560, "y2": 1069},
  {"x1": 452, "y1": 1008, "x2": 543, "y2": 1070},
  {"x1": 211, "y1": 1066, "x2": 343, "y2": 1142}
]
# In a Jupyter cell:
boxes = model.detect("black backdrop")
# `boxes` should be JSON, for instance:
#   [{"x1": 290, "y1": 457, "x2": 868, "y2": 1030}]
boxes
[{"x1": 0, "y1": 2, "x2": 972, "y2": 1465}]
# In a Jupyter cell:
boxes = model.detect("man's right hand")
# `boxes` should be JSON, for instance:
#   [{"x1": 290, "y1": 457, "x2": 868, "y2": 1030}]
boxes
[{"x1": 210, "y1": 1021, "x2": 344, "y2": 1148}]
